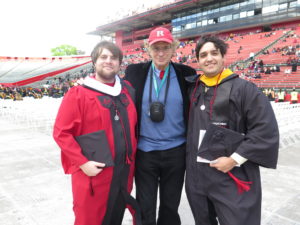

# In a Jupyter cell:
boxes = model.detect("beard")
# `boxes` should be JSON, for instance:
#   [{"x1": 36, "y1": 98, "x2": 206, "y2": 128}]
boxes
[{"x1": 95, "y1": 69, "x2": 117, "y2": 83}]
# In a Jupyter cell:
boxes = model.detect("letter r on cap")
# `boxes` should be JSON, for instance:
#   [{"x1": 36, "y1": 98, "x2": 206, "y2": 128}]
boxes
[{"x1": 157, "y1": 31, "x2": 164, "y2": 37}]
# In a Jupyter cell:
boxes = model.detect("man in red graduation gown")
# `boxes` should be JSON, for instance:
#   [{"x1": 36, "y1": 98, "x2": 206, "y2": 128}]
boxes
[
  {"x1": 185, "y1": 36, "x2": 279, "y2": 225},
  {"x1": 53, "y1": 41, "x2": 140, "y2": 225}
]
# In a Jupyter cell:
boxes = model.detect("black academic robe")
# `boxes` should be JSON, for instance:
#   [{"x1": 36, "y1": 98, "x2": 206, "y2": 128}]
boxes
[{"x1": 185, "y1": 74, "x2": 279, "y2": 225}]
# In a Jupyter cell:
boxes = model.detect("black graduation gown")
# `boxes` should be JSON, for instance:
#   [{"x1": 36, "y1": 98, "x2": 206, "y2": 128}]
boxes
[{"x1": 185, "y1": 74, "x2": 279, "y2": 225}]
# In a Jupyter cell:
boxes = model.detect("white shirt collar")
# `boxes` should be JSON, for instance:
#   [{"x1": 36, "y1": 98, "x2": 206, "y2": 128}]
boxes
[{"x1": 83, "y1": 75, "x2": 122, "y2": 96}]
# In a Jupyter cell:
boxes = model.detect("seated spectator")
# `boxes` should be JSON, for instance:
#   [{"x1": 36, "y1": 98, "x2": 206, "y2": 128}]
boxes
[
  {"x1": 254, "y1": 73, "x2": 262, "y2": 79},
  {"x1": 0, "y1": 91, "x2": 6, "y2": 99},
  {"x1": 249, "y1": 52, "x2": 255, "y2": 61},
  {"x1": 258, "y1": 59, "x2": 264, "y2": 68},
  {"x1": 291, "y1": 60, "x2": 298, "y2": 72},
  {"x1": 265, "y1": 67, "x2": 272, "y2": 74},
  {"x1": 271, "y1": 66, "x2": 276, "y2": 72},
  {"x1": 13, "y1": 92, "x2": 23, "y2": 101}
]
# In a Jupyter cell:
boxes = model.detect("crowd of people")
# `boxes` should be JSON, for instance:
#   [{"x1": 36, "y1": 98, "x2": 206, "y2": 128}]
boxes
[
  {"x1": 261, "y1": 30, "x2": 300, "y2": 66},
  {"x1": 0, "y1": 84, "x2": 73, "y2": 100},
  {"x1": 273, "y1": 32, "x2": 300, "y2": 56},
  {"x1": 228, "y1": 28, "x2": 300, "y2": 82},
  {"x1": 0, "y1": 68, "x2": 93, "y2": 100},
  {"x1": 237, "y1": 59, "x2": 279, "y2": 80}
]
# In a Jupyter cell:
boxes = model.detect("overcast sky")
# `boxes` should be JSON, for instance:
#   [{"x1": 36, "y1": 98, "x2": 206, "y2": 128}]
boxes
[{"x1": 0, "y1": 0, "x2": 164, "y2": 57}]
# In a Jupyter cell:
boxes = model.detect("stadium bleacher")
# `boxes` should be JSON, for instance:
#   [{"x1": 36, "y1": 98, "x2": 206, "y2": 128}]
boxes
[
  {"x1": 0, "y1": 21, "x2": 299, "y2": 92},
  {"x1": 256, "y1": 28, "x2": 300, "y2": 65}
]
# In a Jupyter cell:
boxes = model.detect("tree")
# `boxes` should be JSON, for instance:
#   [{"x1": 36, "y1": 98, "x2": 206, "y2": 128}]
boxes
[{"x1": 51, "y1": 44, "x2": 78, "y2": 56}]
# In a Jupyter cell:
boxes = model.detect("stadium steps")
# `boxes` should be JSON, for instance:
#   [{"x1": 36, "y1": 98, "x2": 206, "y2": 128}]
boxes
[
  {"x1": 256, "y1": 29, "x2": 300, "y2": 65},
  {"x1": 231, "y1": 30, "x2": 294, "y2": 69}
]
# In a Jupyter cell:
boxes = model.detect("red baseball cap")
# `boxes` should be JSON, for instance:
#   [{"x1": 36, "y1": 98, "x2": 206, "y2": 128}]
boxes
[{"x1": 148, "y1": 27, "x2": 173, "y2": 46}]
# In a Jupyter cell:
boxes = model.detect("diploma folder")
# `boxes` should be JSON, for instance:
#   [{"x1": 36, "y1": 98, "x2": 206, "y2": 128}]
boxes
[
  {"x1": 198, "y1": 124, "x2": 245, "y2": 161},
  {"x1": 75, "y1": 130, "x2": 114, "y2": 167}
]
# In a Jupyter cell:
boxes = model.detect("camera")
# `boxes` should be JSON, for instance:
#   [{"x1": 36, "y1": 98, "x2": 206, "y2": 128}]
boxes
[{"x1": 149, "y1": 102, "x2": 165, "y2": 122}]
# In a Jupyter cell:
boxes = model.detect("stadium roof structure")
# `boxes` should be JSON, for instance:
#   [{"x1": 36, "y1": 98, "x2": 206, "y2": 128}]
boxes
[
  {"x1": 88, "y1": 0, "x2": 205, "y2": 36},
  {"x1": 89, "y1": 0, "x2": 300, "y2": 45},
  {"x1": 0, "y1": 56, "x2": 92, "y2": 87}
]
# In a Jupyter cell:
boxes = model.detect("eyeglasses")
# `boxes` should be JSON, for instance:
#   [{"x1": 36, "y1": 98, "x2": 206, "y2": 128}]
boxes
[{"x1": 150, "y1": 45, "x2": 172, "y2": 53}]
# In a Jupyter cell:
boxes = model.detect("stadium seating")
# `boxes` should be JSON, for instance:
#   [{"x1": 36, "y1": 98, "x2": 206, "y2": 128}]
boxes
[
  {"x1": 256, "y1": 28, "x2": 300, "y2": 65},
  {"x1": 0, "y1": 27, "x2": 299, "y2": 89}
]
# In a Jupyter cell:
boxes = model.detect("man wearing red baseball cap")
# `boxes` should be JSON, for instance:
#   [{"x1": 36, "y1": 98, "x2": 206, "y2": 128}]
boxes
[
  {"x1": 125, "y1": 27, "x2": 202, "y2": 225},
  {"x1": 148, "y1": 27, "x2": 174, "y2": 45}
]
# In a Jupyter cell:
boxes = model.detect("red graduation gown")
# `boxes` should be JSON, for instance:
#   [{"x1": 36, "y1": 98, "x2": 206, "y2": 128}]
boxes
[{"x1": 53, "y1": 81, "x2": 138, "y2": 225}]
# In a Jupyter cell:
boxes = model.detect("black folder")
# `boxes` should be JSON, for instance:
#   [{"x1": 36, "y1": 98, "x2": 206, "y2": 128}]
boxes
[
  {"x1": 75, "y1": 130, "x2": 114, "y2": 167},
  {"x1": 198, "y1": 124, "x2": 245, "y2": 160}
]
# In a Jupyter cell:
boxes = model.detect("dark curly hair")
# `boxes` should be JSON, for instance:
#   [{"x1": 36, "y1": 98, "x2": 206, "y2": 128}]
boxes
[{"x1": 195, "y1": 36, "x2": 228, "y2": 59}]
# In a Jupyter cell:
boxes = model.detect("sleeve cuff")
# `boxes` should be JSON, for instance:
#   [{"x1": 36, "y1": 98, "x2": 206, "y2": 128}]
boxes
[{"x1": 231, "y1": 153, "x2": 248, "y2": 166}]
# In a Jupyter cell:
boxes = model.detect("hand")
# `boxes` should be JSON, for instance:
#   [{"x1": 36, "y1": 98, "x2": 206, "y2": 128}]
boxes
[
  {"x1": 79, "y1": 161, "x2": 106, "y2": 176},
  {"x1": 209, "y1": 157, "x2": 237, "y2": 173}
]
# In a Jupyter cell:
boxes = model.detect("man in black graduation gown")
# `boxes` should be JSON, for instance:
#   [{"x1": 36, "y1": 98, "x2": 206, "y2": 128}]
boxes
[{"x1": 185, "y1": 36, "x2": 279, "y2": 225}]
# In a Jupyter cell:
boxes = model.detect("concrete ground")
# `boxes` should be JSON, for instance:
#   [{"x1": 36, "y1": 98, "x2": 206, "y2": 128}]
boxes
[{"x1": 0, "y1": 101, "x2": 300, "y2": 225}]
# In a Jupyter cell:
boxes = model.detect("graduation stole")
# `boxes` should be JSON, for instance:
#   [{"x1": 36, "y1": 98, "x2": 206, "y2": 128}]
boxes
[{"x1": 192, "y1": 69, "x2": 233, "y2": 125}]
